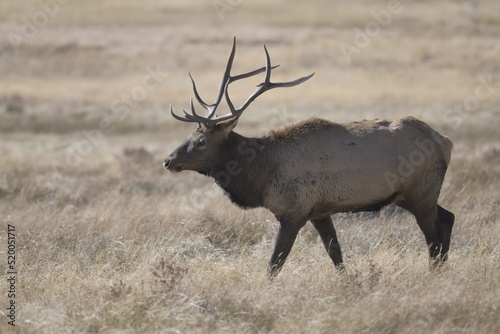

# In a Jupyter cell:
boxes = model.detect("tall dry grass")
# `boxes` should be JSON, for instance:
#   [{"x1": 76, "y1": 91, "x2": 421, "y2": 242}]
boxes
[
  {"x1": 1, "y1": 146, "x2": 499, "y2": 333},
  {"x1": 0, "y1": 0, "x2": 499, "y2": 333}
]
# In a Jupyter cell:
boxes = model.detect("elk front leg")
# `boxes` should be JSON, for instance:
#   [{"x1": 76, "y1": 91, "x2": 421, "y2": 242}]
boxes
[
  {"x1": 311, "y1": 216, "x2": 344, "y2": 269},
  {"x1": 268, "y1": 217, "x2": 306, "y2": 277}
]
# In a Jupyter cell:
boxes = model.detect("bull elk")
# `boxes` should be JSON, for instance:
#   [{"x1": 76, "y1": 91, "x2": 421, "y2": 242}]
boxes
[{"x1": 164, "y1": 37, "x2": 454, "y2": 276}]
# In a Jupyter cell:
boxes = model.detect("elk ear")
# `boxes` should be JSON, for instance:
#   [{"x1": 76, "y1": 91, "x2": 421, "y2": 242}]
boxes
[{"x1": 216, "y1": 117, "x2": 239, "y2": 136}]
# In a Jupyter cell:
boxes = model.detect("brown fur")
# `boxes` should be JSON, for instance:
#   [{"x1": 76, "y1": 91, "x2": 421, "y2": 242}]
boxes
[
  {"x1": 164, "y1": 116, "x2": 454, "y2": 276},
  {"x1": 270, "y1": 118, "x2": 339, "y2": 142}
]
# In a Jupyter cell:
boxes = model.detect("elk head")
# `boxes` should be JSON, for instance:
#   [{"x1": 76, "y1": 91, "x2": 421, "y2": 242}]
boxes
[{"x1": 163, "y1": 37, "x2": 314, "y2": 175}]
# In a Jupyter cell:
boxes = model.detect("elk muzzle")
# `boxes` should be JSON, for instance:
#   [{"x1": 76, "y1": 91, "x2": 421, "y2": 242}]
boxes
[{"x1": 163, "y1": 155, "x2": 184, "y2": 172}]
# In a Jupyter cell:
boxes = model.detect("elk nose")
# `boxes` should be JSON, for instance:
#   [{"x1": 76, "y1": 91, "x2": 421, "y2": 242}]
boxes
[{"x1": 163, "y1": 158, "x2": 171, "y2": 169}]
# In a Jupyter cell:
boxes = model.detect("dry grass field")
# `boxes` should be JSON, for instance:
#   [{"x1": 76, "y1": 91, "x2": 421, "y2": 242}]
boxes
[{"x1": 0, "y1": 0, "x2": 499, "y2": 333}]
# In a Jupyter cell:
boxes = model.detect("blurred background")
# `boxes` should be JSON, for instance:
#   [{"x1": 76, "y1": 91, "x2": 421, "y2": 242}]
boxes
[
  {"x1": 0, "y1": 1, "x2": 499, "y2": 332},
  {"x1": 1, "y1": 0, "x2": 499, "y2": 131}
]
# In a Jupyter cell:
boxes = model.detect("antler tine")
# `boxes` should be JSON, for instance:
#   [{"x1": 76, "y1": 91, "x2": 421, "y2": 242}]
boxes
[
  {"x1": 170, "y1": 101, "x2": 223, "y2": 127},
  {"x1": 187, "y1": 98, "x2": 222, "y2": 126},
  {"x1": 170, "y1": 104, "x2": 197, "y2": 123},
  {"x1": 231, "y1": 64, "x2": 280, "y2": 82},
  {"x1": 188, "y1": 71, "x2": 211, "y2": 112},
  {"x1": 225, "y1": 44, "x2": 315, "y2": 117},
  {"x1": 187, "y1": 36, "x2": 238, "y2": 119},
  {"x1": 207, "y1": 36, "x2": 238, "y2": 118}
]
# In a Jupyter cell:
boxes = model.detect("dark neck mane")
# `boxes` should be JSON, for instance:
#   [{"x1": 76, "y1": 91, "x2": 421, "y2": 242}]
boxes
[{"x1": 208, "y1": 132, "x2": 272, "y2": 209}]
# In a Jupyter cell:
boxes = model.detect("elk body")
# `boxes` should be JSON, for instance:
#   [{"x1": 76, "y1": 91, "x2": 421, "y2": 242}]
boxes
[{"x1": 164, "y1": 38, "x2": 454, "y2": 276}]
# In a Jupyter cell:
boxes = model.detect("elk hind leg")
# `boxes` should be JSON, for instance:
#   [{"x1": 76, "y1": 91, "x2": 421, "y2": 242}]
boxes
[
  {"x1": 311, "y1": 216, "x2": 344, "y2": 269},
  {"x1": 437, "y1": 205, "x2": 454, "y2": 262},
  {"x1": 411, "y1": 204, "x2": 448, "y2": 268}
]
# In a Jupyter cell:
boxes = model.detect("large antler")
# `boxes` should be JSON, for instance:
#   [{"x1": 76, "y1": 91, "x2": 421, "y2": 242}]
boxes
[{"x1": 171, "y1": 37, "x2": 314, "y2": 127}]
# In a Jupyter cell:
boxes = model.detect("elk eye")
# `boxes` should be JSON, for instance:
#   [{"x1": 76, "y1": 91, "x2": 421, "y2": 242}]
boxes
[{"x1": 196, "y1": 139, "x2": 206, "y2": 147}]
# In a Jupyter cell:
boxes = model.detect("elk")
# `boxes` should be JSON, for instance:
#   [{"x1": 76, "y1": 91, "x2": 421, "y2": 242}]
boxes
[{"x1": 164, "y1": 37, "x2": 454, "y2": 276}]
